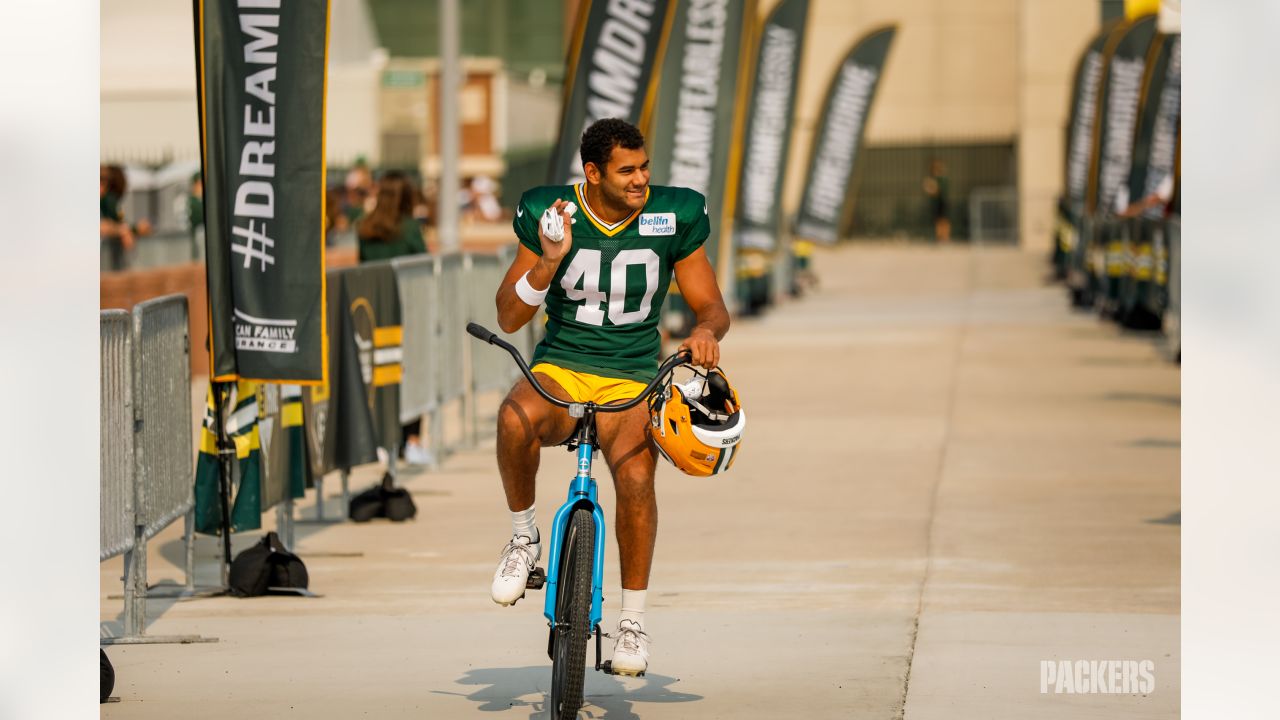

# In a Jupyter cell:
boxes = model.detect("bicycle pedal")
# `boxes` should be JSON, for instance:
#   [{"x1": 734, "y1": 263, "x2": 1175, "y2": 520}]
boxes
[
  {"x1": 598, "y1": 661, "x2": 646, "y2": 677},
  {"x1": 526, "y1": 567, "x2": 546, "y2": 590}
]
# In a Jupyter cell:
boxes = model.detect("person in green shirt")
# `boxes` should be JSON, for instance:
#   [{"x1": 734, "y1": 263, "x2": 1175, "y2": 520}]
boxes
[
  {"x1": 186, "y1": 172, "x2": 205, "y2": 262},
  {"x1": 357, "y1": 171, "x2": 426, "y2": 262},
  {"x1": 487, "y1": 118, "x2": 732, "y2": 676}
]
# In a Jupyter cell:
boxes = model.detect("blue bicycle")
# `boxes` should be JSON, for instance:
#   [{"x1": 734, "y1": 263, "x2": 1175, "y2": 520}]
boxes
[{"x1": 467, "y1": 322, "x2": 689, "y2": 719}]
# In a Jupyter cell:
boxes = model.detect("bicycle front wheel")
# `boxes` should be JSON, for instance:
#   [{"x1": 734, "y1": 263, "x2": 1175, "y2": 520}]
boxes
[{"x1": 550, "y1": 507, "x2": 595, "y2": 720}]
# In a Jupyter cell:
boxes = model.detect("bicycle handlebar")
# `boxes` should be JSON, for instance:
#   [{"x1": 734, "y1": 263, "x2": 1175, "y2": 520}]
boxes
[{"x1": 466, "y1": 322, "x2": 689, "y2": 412}]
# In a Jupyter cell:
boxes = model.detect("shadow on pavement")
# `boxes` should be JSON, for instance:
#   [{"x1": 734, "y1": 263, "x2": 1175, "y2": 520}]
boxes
[
  {"x1": 437, "y1": 665, "x2": 703, "y2": 719},
  {"x1": 1129, "y1": 437, "x2": 1180, "y2": 448},
  {"x1": 1102, "y1": 391, "x2": 1180, "y2": 407}
]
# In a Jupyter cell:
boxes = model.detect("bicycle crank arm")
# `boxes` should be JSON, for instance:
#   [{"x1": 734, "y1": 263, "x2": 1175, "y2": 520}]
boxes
[{"x1": 594, "y1": 624, "x2": 603, "y2": 671}]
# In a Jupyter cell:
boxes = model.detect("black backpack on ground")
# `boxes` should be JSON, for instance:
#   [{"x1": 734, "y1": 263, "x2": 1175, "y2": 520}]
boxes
[
  {"x1": 100, "y1": 649, "x2": 115, "y2": 703},
  {"x1": 229, "y1": 531, "x2": 309, "y2": 597},
  {"x1": 348, "y1": 472, "x2": 417, "y2": 522}
]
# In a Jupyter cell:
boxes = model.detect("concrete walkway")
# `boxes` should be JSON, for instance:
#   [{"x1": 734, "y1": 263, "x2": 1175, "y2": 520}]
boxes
[{"x1": 101, "y1": 244, "x2": 1180, "y2": 719}]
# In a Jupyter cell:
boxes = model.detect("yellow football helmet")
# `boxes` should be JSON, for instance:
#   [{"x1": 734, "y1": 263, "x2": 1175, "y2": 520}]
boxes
[{"x1": 648, "y1": 365, "x2": 745, "y2": 476}]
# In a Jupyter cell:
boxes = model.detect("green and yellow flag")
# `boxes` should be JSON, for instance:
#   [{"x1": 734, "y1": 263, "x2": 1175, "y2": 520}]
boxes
[{"x1": 195, "y1": 380, "x2": 265, "y2": 534}]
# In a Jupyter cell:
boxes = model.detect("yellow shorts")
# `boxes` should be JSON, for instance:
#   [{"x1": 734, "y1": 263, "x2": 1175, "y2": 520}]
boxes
[{"x1": 530, "y1": 363, "x2": 648, "y2": 406}]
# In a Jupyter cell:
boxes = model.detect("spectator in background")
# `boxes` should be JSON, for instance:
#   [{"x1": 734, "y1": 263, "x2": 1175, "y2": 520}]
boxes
[
  {"x1": 357, "y1": 171, "x2": 432, "y2": 466},
  {"x1": 99, "y1": 164, "x2": 152, "y2": 271},
  {"x1": 325, "y1": 185, "x2": 350, "y2": 247},
  {"x1": 468, "y1": 175, "x2": 503, "y2": 222},
  {"x1": 412, "y1": 183, "x2": 433, "y2": 226},
  {"x1": 345, "y1": 155, "x2": 373, "y2": 195},
  {"x1": 343, "y1": 185, "x2": 369, "y2": 227},
  {"x1": 458, "y1": 176, "x2": 475, "y2": 222},
  {"x1": 416, "y1": 179, "x2": 440, "y2": 253},
  {"x1": 357, "y1": 171, "x2": 426, "y2": 261},
  {"x1": 344, "y1": 156, "x2": 375, "y2": 222},
  {"x1": 185, "y1": 172, "x2": 204, "y2": 261},
  {"x1": 923, "y1": 159, "x2": 951, "y2": 244}
]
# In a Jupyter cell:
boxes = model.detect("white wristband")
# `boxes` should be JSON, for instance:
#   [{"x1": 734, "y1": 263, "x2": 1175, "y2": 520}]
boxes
[{"x1": 514, "y1": 270, "x2": 549, "y2": 306}]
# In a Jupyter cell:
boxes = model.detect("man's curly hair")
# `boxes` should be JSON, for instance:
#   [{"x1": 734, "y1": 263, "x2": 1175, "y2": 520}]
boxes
[{"x1": 579, "y1": 118, "x2": 646, "y2": 173}]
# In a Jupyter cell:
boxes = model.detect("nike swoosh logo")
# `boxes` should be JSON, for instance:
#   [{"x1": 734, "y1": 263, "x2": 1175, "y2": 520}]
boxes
[
  {"x1": 516, "y1": 206, "x2": 524, "y2": 217},
  {"x1": 703, "y1": 204, "x2": 708, "y2": 214}
]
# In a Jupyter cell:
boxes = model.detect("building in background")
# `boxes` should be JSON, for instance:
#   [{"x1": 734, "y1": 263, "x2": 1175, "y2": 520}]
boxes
[
  {"x1": 366, "y1": 0, "x2": 569, "y2": 192},
  {"x1": 775, "y1": 0, "x2": 1096, "y2": 248},
  {"x1": 102, "y1": 0, "x2": 1107, "y2": 256},
  {"x1": 101, "y1": 0, "x2": 384, "y2": 168}
]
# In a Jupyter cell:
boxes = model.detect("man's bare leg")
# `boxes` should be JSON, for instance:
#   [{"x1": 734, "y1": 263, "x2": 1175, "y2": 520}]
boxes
[
  {"x1": 495, "y1": 376, "x2": 576, "y2": 512},
  {"x1": 598, "y1": 402, "x2": 658, "y2": 673},
  {"x1": 597, "y1": 403, "x2": 659, "y2": 590},
  {"x1": 490, "y1": 375, "x2": 576, "y2": 605}
]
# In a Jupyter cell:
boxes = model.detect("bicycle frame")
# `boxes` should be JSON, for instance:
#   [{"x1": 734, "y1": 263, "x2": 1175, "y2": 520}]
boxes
[
  {"x1": 465, "y1": 322, "x2": 687, "y2": 643},
  {"x1": 543, "y1": 439, "x2": 608, "y2": 629}
]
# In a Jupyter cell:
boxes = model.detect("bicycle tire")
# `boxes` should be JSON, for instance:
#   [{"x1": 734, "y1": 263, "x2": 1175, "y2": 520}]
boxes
[{"x1": 550, "y1": 507, "x2": 595, "y2": 720}]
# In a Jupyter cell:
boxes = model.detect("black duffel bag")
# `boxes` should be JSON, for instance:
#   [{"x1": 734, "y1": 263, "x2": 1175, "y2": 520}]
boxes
[
  {"x1": 229, "y1": 531, "x2": 309, "y2": 597},
  {"x1": 349, "y1": 472, "x2": 417, "y2": 523},
  {"x1": 100, "y1": 649, "x2": 115, "y2": 703}
]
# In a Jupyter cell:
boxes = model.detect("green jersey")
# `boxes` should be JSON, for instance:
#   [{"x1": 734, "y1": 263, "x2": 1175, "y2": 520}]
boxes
[{"x1": 514, "y1": 183, "x2": 709, "y2": 382}]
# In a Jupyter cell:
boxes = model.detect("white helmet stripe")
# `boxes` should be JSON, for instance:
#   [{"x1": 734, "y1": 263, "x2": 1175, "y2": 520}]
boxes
[{"x1": 690, "y1": 408, "x2": 746, "y2": 448}]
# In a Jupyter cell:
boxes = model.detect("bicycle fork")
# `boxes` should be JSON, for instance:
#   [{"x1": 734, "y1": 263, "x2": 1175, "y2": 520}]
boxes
[
  {"x1": 541, "y1": 441, "x2": 636, "y2": 673},
  {"x1": 543, "y1": 442, "x2": 607, "y2": 630}
]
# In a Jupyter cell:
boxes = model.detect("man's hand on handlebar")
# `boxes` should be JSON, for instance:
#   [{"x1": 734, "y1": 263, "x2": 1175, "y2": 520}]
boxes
[{"x1": 678, "y1": 327, "x2": 719, "y2": 370}]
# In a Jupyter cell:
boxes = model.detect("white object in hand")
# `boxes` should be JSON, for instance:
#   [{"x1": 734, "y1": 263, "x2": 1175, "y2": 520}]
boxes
[{"x1": 540, "y1": 202, "x2": 578, "y2": 243}]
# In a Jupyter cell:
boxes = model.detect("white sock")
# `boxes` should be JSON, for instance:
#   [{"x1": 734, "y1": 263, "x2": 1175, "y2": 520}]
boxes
[
  {"x1": 619, "y1": 589, "x2": 647, "y2": 629},
  {"x1": 511, "y1": 505, "x2": 538, "y2": 543}
]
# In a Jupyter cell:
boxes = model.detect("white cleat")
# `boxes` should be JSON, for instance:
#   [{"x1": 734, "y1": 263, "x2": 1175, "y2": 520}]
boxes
[
  {"x1": 609, "y1": 620, "x2": 650, "y2": 676},
  {"x1": 490, "y1": 534, "x2": 540, "y2": 606}
]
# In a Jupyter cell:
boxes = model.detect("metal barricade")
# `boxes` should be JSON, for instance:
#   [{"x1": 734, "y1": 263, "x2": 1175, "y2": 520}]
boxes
[
  {"x1": 495, "y1": 243, "x2": 529, "y2": 355},
  {"x1": 393, "y1": 254, "x2": 443, "y2": 465},
  {"x1": 467, "y1": 252, "x2": 516, "y2": 393},
  {"x1": 466, "y1": 252, "x2": 525, "y2": 442},
  {"x1": 526, "y1": 307, "x2": 547, "y2": 360},
  {"x1": 967, "y1": 186, "x2": 1018, "y2": 245},
  {"x1": 491, "y1": 242, "x2": 544, "y2": 364},
  {"x1": 132, "y1": 296, "x2": 195, "y2": 539},
  {"x1": 437, "y1": 253, "x2": 468, "y2": 403},
  {"x1": 103, "y1": 294, "x2": 213, "y2": 646},
  {"x1": 100, "y1": 311, "x2": 135, "y2": 562},
  {"x1": 393, "y1": 254, "x2": 441, "y2": 425},
  {"x1": 436, "y1": 253, "x2": 469, "y2": 451},
  {"x1": 496, "y1": 242, "x2": 519, "y2": 269}
]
